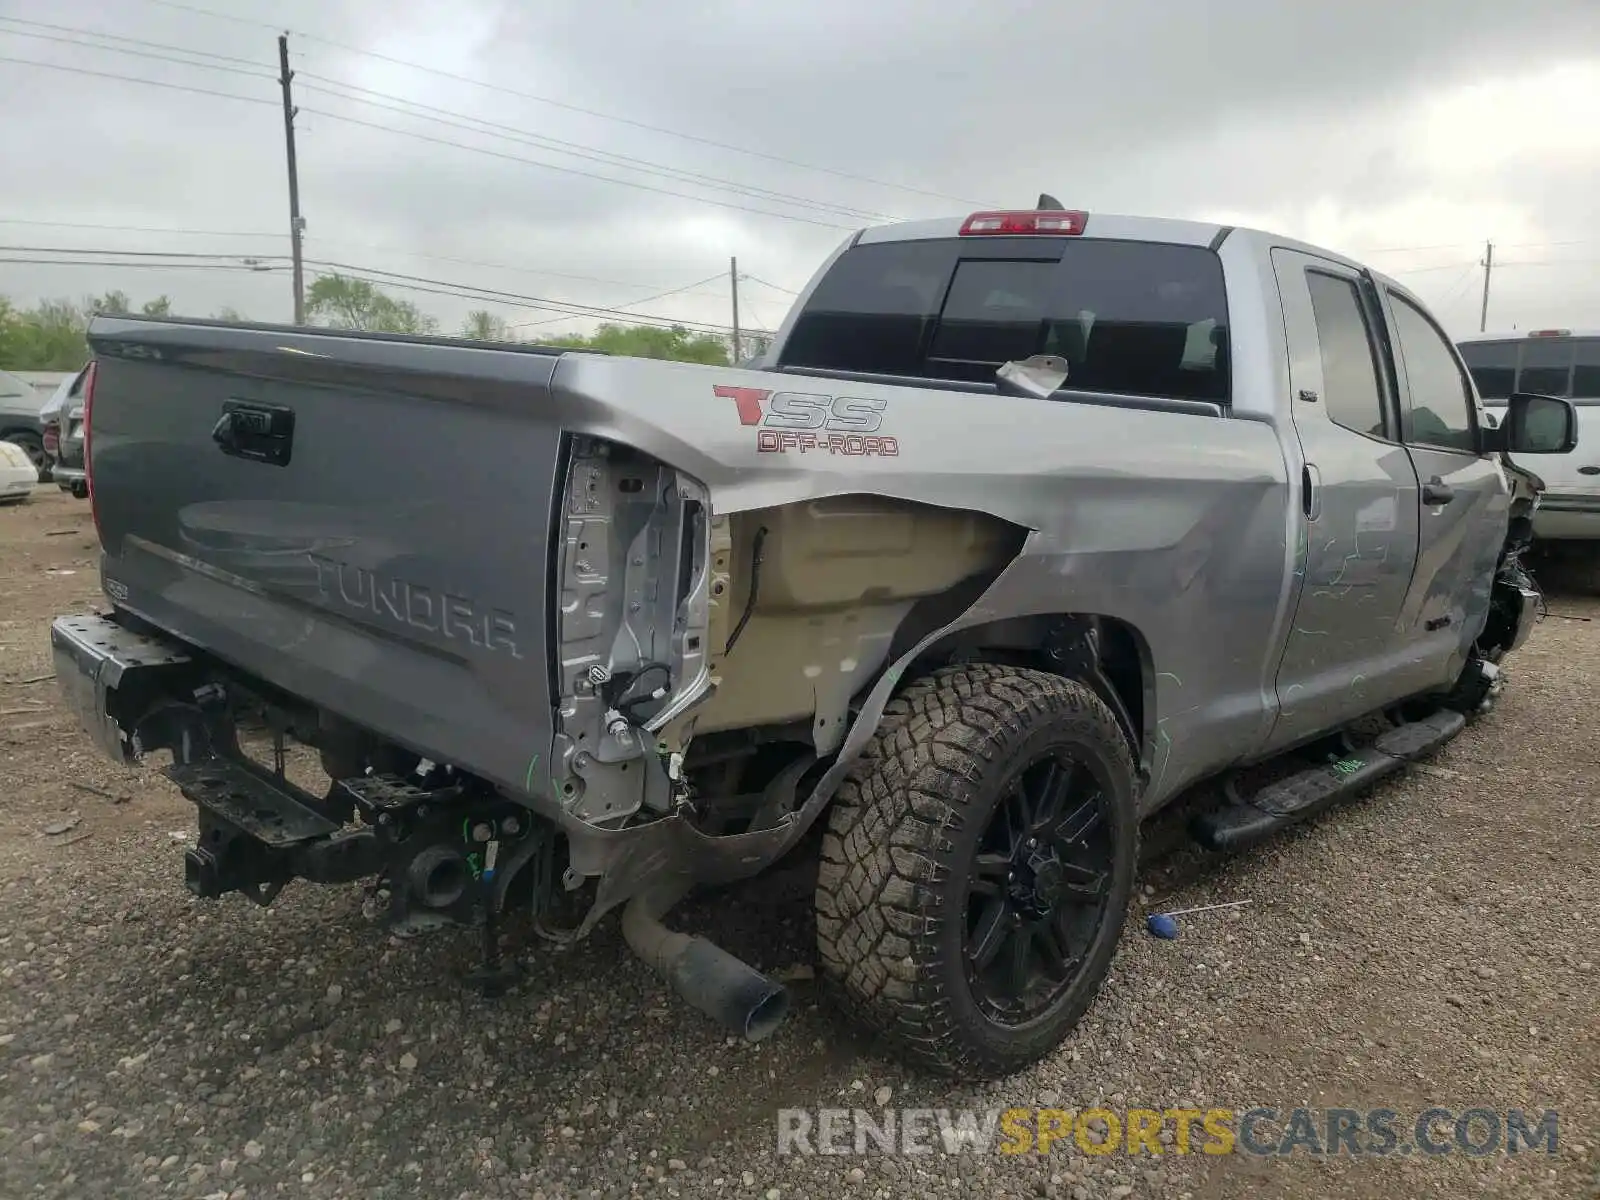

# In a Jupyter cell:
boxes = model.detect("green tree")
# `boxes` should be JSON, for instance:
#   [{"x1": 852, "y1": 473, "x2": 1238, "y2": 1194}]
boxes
[
  {"x1": 306, "y1": 274, "x2": 438, "y2": 334},
  {"x1": 89, "y1": 290, "x2": 131, "y2": 316},
  {"x1": 212, "y1": 306, "x2": 245, "y2": 323},
  {"x1": 548, "y1": 323, "x2": 729, "y2": 365},
  {"x1": 461, "y1": 310, "x2": 511, "y2": 341},
  {"x1": 0, "y1": 298, "x2": 90, "y2": 369},
  {"x1": 0, "y1": 291, "x2": 187, "y2": 369}
]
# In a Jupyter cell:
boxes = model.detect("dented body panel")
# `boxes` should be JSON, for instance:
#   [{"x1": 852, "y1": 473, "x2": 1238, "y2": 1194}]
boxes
[{"x1": 70, "y1": 215, "x2": 1530, "y2": 925}]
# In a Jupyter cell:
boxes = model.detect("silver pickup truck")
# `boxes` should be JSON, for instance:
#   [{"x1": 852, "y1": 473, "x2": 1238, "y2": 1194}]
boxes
[{"x1": 51, "y1": 206, "x2": 1577, "y2": 1079}]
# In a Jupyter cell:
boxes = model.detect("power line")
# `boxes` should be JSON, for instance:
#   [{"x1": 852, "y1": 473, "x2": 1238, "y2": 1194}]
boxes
[
  {"x1": 0, "y1": 218, "x2": 286, "y2": 239},
  {"x1": 512, "y1": 272, "x2": 729, "y2": 330},
  {"x1": 306, "y1": 240, "x2": 729, "y2": 296},
  {"x1": 1491, "y1": 239, "x2": 1600, "y2": 251},
  {"x1": 1384, "y1": 260, "x2": 1481, "y2": 277},
  {"x1": 307, "y1": 270, "x2": 734, "y2": 335},
  {"x1": 0, "y1": 20, "x2": 276, "y2": 78},
  {"x1": 2, "y1": 15, "x2": 892, "y2": 224},
  {"x1": 0, "y1": 220, "x2": 731, "y2": 295},
  {"x1": 0, "y1": 244, "x2": 286, "y2": 259},
  {"x1": 0, "y1": 51, "x2": 860, "y2": 231},
  {"x1": 123, "y1": 0, "x2": 281, "y2": 31},
  {"x1": 296, "y1": 105, "x2": 857, "y2": 230},
  {"x1": 303, "y1": 261, "x2": 736, "y2": 332},
  {"x1": 1496, "y1": 258, "x2": 1600, "y2": 268},
  {"x1": 1352, "y1": 237, "x2": 1600, "y2": 257},
  {"x1": 0, "y1": 256, "x2": 284, "y2": 272},
  {"x1": 740, "y1": 273, "x2": 801, "y2": 296},
  {"x1": 0, "y1": 54, "x2": 276, "y2": 107},
  {"x1": 6, "y1": 244, "x2": 742, "y2": 328},
  {"x1": 128, "y1": 0, "x2": 980, "y2": 207},
  {"x1": 1350, "y1": 241, "x2": 1481, "y2": 256},
  {"x1": 1429, "y1": 263, "x2": 1483, "y2": 315},
  {"x1": 0, "y1": 15, "x2": 270, "y2": 70},
  {"x1": 296, "y1": 74, "x2": 895, "y2": 222}
]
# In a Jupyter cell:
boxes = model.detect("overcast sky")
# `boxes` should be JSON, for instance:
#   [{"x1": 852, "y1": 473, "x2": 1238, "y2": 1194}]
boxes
[{"x1": 1, "y1": 0, "x2": 1597, "y2": 341}]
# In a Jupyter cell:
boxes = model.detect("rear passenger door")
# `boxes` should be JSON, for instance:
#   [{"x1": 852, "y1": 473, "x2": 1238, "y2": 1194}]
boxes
[
  {"x1": 1264, "y1": 250, "x2": 1426, "y2": 753},
  {"x1": 1378, "y1": 287, "x2": 1511, "y2": 684}
]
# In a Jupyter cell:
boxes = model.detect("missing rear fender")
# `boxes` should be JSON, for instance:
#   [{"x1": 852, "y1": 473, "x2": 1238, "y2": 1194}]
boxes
[
  {"x1": 548, "y1": 445, "x2": 1031, "y2": 830},
  {"x1": 550, "y1": 439, "x2": 713, "y2": 827}
]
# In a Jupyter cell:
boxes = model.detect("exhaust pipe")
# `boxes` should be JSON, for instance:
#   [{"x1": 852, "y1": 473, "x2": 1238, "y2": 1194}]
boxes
[{"x1": 621, "y1": 888, "x2": 790, "y2": 1043}]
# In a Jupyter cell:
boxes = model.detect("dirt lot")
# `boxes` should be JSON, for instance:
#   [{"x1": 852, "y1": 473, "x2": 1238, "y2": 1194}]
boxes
[{"x1": 1, "y1": 486, "x2": 1596, "y2": 1200}]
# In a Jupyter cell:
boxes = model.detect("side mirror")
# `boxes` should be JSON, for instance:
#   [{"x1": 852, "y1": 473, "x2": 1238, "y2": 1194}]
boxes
[{"x1": 1485, "y1": 392, "x2": 1578, "y2": 455}]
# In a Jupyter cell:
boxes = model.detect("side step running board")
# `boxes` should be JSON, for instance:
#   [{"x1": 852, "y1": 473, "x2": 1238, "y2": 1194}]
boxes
[{"x1": 1191, "y1": 709, "x2": 1466, "y2": 853}]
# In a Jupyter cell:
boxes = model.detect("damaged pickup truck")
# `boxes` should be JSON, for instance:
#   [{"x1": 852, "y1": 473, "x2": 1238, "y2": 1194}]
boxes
[{"x1": 53, "y1": 207, "x2": 1578, "y2": 1079}]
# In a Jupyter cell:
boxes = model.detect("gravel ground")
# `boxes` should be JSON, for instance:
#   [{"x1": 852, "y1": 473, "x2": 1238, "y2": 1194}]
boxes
[{"x1": 2, "y1": 487, "x2": 1596, "y2": 1200}]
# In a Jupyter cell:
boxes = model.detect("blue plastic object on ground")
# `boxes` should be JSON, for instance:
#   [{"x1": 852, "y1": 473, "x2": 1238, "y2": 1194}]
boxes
[{"x1": 1146, "y1": 913, "x2": 1180, "y2": 939}]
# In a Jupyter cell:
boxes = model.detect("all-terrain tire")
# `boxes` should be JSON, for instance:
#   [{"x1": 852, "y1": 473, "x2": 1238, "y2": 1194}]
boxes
[{"x1": 815, "y1": 663, "x2": 1139, "y2": 1079}]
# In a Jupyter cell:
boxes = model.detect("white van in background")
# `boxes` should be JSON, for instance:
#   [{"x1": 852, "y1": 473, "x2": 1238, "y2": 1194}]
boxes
[{"x1": 1458, "y1": 330, "x2": 1600, "y2": 586}]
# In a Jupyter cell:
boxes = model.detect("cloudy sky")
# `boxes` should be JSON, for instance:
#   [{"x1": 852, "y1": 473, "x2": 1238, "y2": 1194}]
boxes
[{"x1": 1, "y1": 0, "x2": 1597, "y2": 341}]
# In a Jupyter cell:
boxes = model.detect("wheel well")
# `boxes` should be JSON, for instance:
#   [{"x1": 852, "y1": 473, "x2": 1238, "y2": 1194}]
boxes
[
  {"x1": 2, "y1": 426, "x2": 41, "y2": 440},
  {"x1": 910, "y1": 613, "x2": 1152, "y2": 773}
]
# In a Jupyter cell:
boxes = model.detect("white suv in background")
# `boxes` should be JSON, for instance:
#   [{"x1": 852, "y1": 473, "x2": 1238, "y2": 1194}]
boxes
[{"x1": 1458, "y1": 330, "x2": 1600, "y2": 582}]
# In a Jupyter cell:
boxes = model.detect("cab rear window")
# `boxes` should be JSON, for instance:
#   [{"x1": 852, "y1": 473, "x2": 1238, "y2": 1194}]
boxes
[{"x1": 779, "y1": 237, "x2": 1230, "y2": 403}]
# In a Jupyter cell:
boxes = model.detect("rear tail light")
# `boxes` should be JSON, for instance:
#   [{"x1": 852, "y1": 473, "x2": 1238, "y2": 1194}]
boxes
[
  {"x1": 1528, "y1": 329, "x2": 1571, "y2": 338},
  {"x1": 81, "y1": 359, "x2": 100, "y2": 536},
  {"x1": 959, "y1": 209, "x2": 1088, "y2": 236},
  {"x1": 42, "y1": 421, "x2": 59, "y2": 456}
]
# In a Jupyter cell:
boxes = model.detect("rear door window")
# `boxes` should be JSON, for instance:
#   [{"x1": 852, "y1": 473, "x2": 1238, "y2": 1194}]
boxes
[
  {"x1": 1305, "y1": 270, "x2": 1389, "y2": 438},
  {"x1": 780, "y1": 237, "x2": 1230, "y2": 403}
]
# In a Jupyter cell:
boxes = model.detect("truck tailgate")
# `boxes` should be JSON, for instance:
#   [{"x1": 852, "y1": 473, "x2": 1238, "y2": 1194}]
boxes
[{"x1": 85, "y1": 317, "x2": 566, "y2": 797}]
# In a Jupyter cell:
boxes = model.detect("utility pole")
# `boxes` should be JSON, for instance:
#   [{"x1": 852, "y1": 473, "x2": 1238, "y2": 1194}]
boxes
[
  {"x1": 1479, "y1": 240, "x2": 1494, "y2": 333},
  {"x1": 730, "y1": 256, "x2": 741, "y2": 364},
  {"x1": 278, "y1": 34, "x2": 306, "y2": 324}
]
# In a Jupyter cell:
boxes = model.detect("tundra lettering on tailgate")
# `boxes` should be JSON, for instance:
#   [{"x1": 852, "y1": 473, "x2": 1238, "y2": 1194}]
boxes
[
  {"x1": 308, "y1": 552, "x2": 521, "y2": 658},
  {"x1": 714, "y1": 384, "x2": 900, "y2": 457}
]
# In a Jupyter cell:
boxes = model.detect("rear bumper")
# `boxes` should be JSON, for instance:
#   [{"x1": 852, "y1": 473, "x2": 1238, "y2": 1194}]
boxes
[
  {"x1": 50, "y1": 610, "x2": 802, "y2": 929},
  {"x1": 50, "y1": 614, "x2": 192, "y2": 762},
  {"x1": 53, "y1": 464, "x2": 85, "y2": 493}
]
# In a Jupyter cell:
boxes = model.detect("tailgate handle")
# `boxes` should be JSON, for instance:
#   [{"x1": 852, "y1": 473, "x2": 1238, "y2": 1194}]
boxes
[{"x1": 213, "y1": 401, "x2": 294, "y2": 467}]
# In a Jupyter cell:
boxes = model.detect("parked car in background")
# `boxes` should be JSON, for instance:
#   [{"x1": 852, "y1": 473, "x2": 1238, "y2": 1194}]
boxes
[
  {"x1": 39, "y1": 365, "x2": 91, "y2": 497},
  {"x1": 1458, "y1": 330, "x2": 1600, "y2": 588},
  {"x1": 0, "y1": 436, "x2": 39, "y2": 503},
  {"x1": 0, "y1": 369, "x2": 49, "y2": 479}
]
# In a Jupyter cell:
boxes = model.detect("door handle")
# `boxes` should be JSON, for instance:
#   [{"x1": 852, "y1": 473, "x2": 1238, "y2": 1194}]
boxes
[
  {"x1": 1421, "y1": 476, "x2": 1455, "y2": 505},
  {"x1": 1301, "y1": 463, "x2": 1321, "y2": 521}
]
